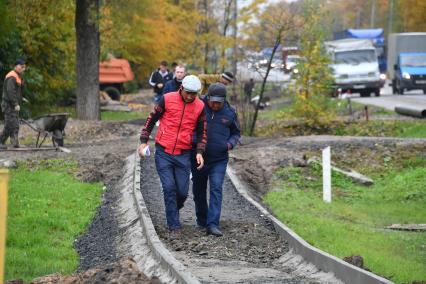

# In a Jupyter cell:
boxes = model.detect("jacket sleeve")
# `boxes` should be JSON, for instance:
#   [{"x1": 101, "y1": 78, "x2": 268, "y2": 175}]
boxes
[
  {"x1": 140, "y1": 96, "x2": 165, "y2": 143},
  {"x1": 162, "y1": 81, "x2": 171, "y2": 95},
  {"x1": 5, "y1": 77, "x2": 19, "y2": 106},
  {"x1": 227, "y1": 109, "x2": 241, "y2": 149},
  {"x1": 148, "y1": 71, "x2": 157, "y2": 87},
  {"x1": 195, "y1": 108, "x2": 207, "y2": 154},
  {"x1": 198, "y1": 74, "x2": 221, "y2": 95}
]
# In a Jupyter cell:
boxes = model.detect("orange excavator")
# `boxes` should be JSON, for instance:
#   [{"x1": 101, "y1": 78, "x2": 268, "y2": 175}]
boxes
[{"x1": 99, "y1": 58, "x2": 134, "y2": 101}]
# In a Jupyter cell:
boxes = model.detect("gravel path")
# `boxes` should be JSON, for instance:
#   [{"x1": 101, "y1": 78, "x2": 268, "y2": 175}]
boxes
[{"x1": 139, "y1": 155, "x2": 339, "y2": 283}]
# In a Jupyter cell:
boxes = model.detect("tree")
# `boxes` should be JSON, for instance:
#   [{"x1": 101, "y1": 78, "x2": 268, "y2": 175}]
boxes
[
  {"x1": 397, "y1": 0, "x2": 426, "y2": 32},
  {"x1": 4, "y1": 0, "x2": 76, "y2": 115},
  {"x1": 100, "y1": 0, "x2": 199, "y2": 80},
  {"x1": 290, "y1": 0, "x2": 334, "y2": 128},
  {"x1": 75, "y1": 0, "x2": 100, "y2": 120},
  {"x1": 242, "y1": 2, "x2": 300, "y2": 136}
]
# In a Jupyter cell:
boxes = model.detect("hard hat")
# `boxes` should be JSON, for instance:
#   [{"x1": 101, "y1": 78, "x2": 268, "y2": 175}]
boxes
[{"x1": 182, "y1": 75, "x2": 201, "y2": 93}]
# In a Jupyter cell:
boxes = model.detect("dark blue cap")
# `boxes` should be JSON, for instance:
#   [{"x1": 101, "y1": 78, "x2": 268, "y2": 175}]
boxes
[{"x1": 15, "y1": 59, "x2": 26, "y2": 66}]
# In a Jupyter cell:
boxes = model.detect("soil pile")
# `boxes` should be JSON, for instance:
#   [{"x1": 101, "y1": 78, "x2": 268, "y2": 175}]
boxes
[{"x1": 7, "y1": 258, "x2": 159, "y2": 284}]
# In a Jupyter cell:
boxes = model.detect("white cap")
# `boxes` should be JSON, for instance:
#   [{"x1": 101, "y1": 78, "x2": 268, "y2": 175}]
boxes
[{"x1": 182, "y1": 75, "x2": 201, "y2": 93}]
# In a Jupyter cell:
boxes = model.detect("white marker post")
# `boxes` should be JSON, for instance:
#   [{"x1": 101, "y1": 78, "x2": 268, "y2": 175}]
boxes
[{"x1": 322, "y1": 146, "x2": 332, "y2": 203}]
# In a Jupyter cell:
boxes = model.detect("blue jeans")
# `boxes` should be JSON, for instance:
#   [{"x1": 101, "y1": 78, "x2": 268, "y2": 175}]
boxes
[
  {"x1": 155, "y1": 146, "x2": 191, "y2": 230},
  {"x1": 191, "y1": 157, "x2": 228, "y2": 229}
]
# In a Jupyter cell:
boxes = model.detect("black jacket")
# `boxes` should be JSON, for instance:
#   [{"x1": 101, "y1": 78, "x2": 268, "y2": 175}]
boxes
[
  {"x1": 1, "y1": 71, "x2": 23, "y2": 112},
  {"x1": 149, "y1": 69, "x2": 173, "y2": 95}
]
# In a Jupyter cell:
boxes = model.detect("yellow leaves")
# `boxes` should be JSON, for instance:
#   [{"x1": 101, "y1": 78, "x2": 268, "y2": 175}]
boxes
[
  {"x1": 399, "y1": 0, "x2": 426, "y2": 32},
  {"x1": 290, "y1": 0, "x2": 335, "y2": 128},
  {"x1": 99, "y1": 0, "x2": 198, "y2": 79}
]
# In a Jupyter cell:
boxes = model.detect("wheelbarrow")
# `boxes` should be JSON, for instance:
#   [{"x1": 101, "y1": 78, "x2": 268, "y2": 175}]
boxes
[{"x1": 20, "y1": 113, "x2": 70, "y2": 148}]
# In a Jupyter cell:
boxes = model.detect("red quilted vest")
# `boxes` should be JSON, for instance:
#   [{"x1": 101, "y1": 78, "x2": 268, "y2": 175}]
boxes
[{"x1": 155, "y1": 91, "x2": 204, "y2": 155}]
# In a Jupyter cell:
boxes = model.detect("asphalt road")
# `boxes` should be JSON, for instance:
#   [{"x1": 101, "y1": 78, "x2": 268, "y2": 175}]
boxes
[
  {"x1": 351, "y1": 82, "x2": 426, "y2": 112},
  {"x1": 236, "y1": 64, "x2": 426, "y2": 114}
]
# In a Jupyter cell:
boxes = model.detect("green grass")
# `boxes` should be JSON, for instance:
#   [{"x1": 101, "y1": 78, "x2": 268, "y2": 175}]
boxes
[
  {"x1": 29, "y1": 106, "x2": 77, "y2": 119},
  {"x1": 265, "y1": 164, "x2": 426, "y2": 283},
  {"x1": 5, "y1": 160, "x2": 103, "y2": 281},
  {"x1": 335, "y1": 120, "x2": 426, "y2": 138},
  {"x1": 101, "y1": 110, "x2": 148, "y2": 121},
  {"x1": 256, "y1": 97, "x2": 426, "y2": 138}
]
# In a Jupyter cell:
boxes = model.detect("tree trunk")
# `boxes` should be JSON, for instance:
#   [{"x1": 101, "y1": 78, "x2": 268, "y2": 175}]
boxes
[
  {"x1": 75, "y1": 0, "x2": 100, "y2": 120},
  {"x1": 249, "y1": 35, "x2": 281, "y2": 136}
]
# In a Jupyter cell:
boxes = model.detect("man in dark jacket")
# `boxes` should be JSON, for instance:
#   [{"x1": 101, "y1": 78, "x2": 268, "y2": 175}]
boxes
[
  {"x1": 139, "y1": 75, "x2": 207, "y2": 234},
  {"x1": 162, "y1": 65, "x2": 186, "y2": 95},
  {"x1": 149, "y1": 61, "x2": 173, "y2": 103},
  {"x1": 0, "y1": 59, "x2": 26, "y2": 149},
  {"x1": 191, "y1": 83, "x2": 241, "y2": 236}
]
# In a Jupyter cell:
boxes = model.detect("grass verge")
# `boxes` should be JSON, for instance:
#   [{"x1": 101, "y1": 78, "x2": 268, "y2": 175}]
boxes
[
  {"x1": 5, "y1": 160, "x2": 103, "y2": 281},
  {"x1": 265, "y1": 160, "x2": 426, "y2": 283},
  {"x1": 101, "y1": 110, "x2": 149, "y2": 121}
]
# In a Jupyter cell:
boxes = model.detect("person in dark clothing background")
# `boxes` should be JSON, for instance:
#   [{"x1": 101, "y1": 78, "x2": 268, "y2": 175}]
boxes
[
  {"x1": 0, "y1": 59, "x2": 27, "y2": 149},
  {"x1": 191, "y1": 83, "x2": 241, "y2": 236},
  {"x1": 149, "y1": 60, "x2": 173, "y2": 103},
  {"x1": 171, "y1": 62, "x2": 178, "y2": 78},
  {"x1": 244, "y1": 78, "x2": 255, "y2": 102},
  {"x1": 162, "y1": 65, "x2": 186, "y2": 95},
  {"x1": 198, "y1": 71, "x2": 234, "y2": 96},
  {"x1": 139, "y1": 75, "x2": 207, "y2": 234}
]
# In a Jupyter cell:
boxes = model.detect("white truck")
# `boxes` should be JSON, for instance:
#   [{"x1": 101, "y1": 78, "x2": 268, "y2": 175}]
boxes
[
  {"x1": 387, "y1": 33, "x2": 426, "y2": 94},
  {"x1": 325, "y1": 39, "x2": 383, "y2": 97}
]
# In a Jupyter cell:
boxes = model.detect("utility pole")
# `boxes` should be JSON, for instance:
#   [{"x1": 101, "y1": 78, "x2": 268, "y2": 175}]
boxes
[
  {"x1": 370, "y1": 0, "x2": 376, "y2": 28},
  {"x1": 356, "y1": 8, "x2": 361, "y2": 28},
  {"x1": 387, "y1": 0, "x2": 394, "y2": 34},
  {"x1": 231, "y1": 0, "x2": 237, "y2": 99}
]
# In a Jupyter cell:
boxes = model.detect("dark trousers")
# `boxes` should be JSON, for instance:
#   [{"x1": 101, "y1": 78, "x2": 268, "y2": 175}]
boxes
[
  {"x1": 191, "y1": 157, "x2": 228, "y2": 229},
  {"x1": 155, "y1": 146, "x2": 191, "y2": 230},
  {"x1": 0, "y1": 109, "x2": 19, "y2": 146}
]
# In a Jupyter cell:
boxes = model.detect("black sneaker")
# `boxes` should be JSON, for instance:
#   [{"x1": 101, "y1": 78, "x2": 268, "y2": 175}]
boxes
[
  {"x1": 207, "y1": 226, "x2": 223, "y2": 237},
  {"x1": 13, "y1": 144, "x2": 20, "y2": 148}
]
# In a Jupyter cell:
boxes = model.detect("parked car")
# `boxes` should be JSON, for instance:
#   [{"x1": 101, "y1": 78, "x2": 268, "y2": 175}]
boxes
[{"x1": 284, "y1": 55, "x2": 300, "y2": 73}]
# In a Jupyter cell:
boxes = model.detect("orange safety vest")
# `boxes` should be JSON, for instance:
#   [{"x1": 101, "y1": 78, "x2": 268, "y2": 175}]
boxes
[{"x1": 5, "y1": 70, "x2": 23, "y2": 85}]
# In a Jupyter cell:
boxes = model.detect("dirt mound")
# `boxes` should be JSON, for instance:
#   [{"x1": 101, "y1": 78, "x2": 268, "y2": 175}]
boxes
[
  {"x1": 65, "y1": 120, "x2": 140, "y2": 143},
  {"x1": 230, "y1": 136, "x2": 426, "y2": 201},
  {"x1": 13, "y1": 258, "x2": 159, "y2": 284}
]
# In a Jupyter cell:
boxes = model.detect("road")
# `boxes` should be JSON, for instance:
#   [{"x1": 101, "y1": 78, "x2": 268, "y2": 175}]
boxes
[
  {"x1": 236, "y1": 65, "x2": 426, "y2": 114},
  {"x1": 351, "y1": 82, "x2": 426, "y2": 112}
]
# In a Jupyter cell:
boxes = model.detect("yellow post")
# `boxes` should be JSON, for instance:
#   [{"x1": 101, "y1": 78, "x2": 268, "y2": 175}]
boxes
[{"x1": 0, "y1": 169, "x2": 9, "y2": 284}]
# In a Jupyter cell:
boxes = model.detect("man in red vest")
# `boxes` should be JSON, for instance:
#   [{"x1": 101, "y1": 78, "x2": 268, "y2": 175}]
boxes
[
  {"x1": 139, "y1": 75, "x2": 207, "y2": 234},
  {"x1": 0, "y1": 59, "x2": 26, "y2": 149}
]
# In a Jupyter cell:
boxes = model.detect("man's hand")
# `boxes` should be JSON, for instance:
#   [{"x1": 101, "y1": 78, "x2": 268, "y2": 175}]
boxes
[
  {"x1": 196, "y1": 153, "x2": 204, "y2": 170},
  {"x1": 157, "y1": 83, "x2": 164, "y2": 89},
  {"x1": 14, "y1": 105, "x2": 20, "y2": 112},
  {"x1": 138, "y1": 143, "x2": 148, "y2": 157}
]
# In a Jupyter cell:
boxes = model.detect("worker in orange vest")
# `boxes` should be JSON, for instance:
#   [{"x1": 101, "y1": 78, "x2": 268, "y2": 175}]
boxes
[{"x1": 0, "y1": 59, "x2": 27, "y2": 149}]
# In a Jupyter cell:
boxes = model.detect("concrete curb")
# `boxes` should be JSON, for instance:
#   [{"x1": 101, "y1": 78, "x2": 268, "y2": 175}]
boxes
[
  {"x1": 226, "y1": 166, "x2": 393, "y2": 284},
  {"x1": 131, "y1": 153, "x2": 201, "y2": 284}
]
